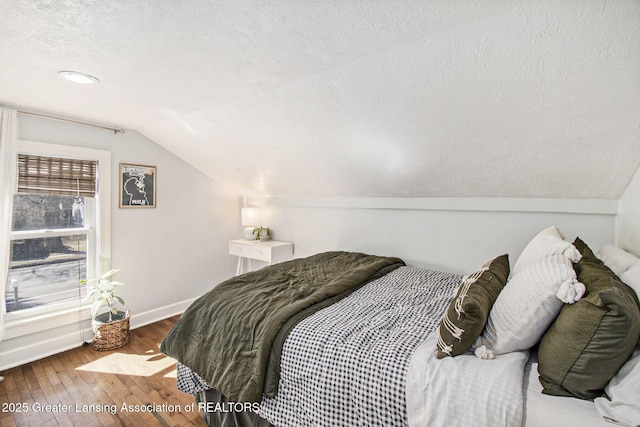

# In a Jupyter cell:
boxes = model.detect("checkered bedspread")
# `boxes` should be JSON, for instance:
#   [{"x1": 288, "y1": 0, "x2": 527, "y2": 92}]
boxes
[{"x1": 177, "y1": 266, "x2": 461, "y2": 427}]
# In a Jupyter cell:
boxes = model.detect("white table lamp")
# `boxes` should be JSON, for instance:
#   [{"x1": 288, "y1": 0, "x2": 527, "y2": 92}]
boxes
[{"x1": 241, "y1": 208, "x2": 260, "y2": 240}]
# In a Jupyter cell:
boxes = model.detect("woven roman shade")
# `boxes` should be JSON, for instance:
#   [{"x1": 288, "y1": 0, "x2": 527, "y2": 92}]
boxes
[{"x1": 17, "y1": 154, "x2": 97, "y2": 197}]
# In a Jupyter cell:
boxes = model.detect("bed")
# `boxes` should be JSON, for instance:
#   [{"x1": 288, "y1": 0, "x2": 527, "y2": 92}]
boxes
[{"x1": 161, "y1": 227, "x2": 640, "y2": 427}]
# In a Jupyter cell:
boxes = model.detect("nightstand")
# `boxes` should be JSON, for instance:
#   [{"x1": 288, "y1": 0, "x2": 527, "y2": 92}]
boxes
[{"x1": 229, "y1": 239, "x2": 294, "y2": 275}]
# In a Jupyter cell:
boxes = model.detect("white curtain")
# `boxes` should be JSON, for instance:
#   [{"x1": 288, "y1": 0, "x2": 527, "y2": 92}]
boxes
[{"x1": 0, "y1": 108, "x2": 18, "y2": 342}]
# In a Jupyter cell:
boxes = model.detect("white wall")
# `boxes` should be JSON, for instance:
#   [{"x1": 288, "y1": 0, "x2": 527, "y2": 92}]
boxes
[
  {"x1": 0, "y1": 113, "x2": 239, "y2": 370},
  {"x1": 251, "y1": 198, "x2": 617, "y2": 275},
  {"x1": 1, "y1": 111, "x2": 628, "y2": 371},
  {"x1": 618, "y1": 165, "x2": 640, "y2": 256},
  {"x1": 17, "y1": 113, "x2": 240, "y2": 310}
]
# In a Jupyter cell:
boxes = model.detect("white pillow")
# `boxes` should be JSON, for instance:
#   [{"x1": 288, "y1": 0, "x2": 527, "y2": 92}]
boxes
[
  {"x1": 622, "y1": 267, "x2": 640, "y2": 298},
  {"x1": 596, "y1": 244, "x2": 640, "y2": 298},
  {"x1": 597, "y1": 244, "x2": 639, "y2": 275},
  {"x1": 478, "y1": 252, "x2": 584, "y2": 355},
  {"x1": 512, "y1": 226, "x2": 581, "y2": 276},
  {"x1": 594, "y1": 346, "x2": 640, "y2": 426},
  {"x1": 594, "y1": 244, "x2": 640, "y2": 422}
]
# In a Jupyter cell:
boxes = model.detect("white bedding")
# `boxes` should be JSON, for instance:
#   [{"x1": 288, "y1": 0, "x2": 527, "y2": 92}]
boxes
[
  {"x1": 407, "y1": 334, "x2": 529, "y2": 427},
  {"x1": 523, "y1": 354, "x2": 614, "y2": 427},
  {"x1": 407, "y1": 340, "x2": 619, "y2": 427}
]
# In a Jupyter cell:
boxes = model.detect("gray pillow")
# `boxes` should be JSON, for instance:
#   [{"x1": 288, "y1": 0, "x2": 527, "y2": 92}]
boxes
[
  {"x1": 436, "y1": 254, "x2": 509, "y2": 358},
  {"x1": 538, "y1": 238, "x2": 640, "y2": 400}
]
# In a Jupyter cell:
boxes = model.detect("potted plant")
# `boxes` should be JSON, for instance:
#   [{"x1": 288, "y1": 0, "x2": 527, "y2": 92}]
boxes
[
  {"x1": 82, "y1": 269, "x2": 130, "y2": 351},
  {"x1": 252, "y1": 226, "x2": 271, "y2": 241}
]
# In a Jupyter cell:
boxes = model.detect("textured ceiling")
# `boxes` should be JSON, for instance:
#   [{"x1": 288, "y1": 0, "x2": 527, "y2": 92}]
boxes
[{"x1": 1, "y1": 0, "x2": 639, "y2": 198}]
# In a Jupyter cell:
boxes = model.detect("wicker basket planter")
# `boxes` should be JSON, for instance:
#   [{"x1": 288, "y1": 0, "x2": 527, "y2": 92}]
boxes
[{"x1": 91, "y1": 310, "x2": 130, "y2": 351}]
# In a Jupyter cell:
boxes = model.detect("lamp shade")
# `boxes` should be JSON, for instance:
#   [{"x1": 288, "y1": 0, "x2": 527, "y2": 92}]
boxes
[{"x1": 241, "y1": 208, "x2": 260, "y2": 226}]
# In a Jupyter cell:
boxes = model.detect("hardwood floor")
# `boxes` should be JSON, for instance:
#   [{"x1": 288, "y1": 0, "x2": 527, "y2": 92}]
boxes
[{"x1": 0, "y1": 316, "x2": 205, "y2": 427}]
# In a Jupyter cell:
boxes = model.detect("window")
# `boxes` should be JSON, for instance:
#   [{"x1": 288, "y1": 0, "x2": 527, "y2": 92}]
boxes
[{"x1": 4, "y1": 141, "x2": 110, "y2": 320}]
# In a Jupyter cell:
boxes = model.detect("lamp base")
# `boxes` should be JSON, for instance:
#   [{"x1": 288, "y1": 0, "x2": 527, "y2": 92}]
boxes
[{"x1": 244, "y1": 227, "x2": 255, "y2": 240}]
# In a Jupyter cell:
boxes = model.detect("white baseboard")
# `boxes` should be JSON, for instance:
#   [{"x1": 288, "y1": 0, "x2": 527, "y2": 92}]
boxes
[
  {"x1": 0, "y1": 298, "x2": 196, "y2": 372},
  {"x1": 129, "y1": 298, "x2": 196, "y2": 329}
]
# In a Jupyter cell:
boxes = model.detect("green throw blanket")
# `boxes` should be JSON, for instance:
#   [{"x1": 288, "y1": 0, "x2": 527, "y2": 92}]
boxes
[{"x1": 161, "y1": 251, "x2": 404, "y2": 403}]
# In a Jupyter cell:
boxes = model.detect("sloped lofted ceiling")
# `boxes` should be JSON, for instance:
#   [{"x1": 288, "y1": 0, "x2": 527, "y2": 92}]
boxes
[{"x1": 1, "y1": 0, "x2": 639, "y2": 199}]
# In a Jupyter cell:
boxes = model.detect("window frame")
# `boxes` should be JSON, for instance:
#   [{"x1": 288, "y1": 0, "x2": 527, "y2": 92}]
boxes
[{"x1": 4, "y1": 140, "x2": 111, "y2": 322}]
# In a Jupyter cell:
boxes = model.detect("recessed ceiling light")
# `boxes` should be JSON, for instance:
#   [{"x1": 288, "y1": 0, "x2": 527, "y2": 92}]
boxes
[{"x1": 57, "y1": 70, "x2": 100, "y2": 85}]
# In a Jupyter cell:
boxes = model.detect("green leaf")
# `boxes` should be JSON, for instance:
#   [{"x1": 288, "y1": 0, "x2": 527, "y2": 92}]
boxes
[
  {"x1": 83, "y1": 287, "x2": 98, "y2": 301},
  {"x1": 100, "y1": 269, "x2": 120, "y2": 280}
]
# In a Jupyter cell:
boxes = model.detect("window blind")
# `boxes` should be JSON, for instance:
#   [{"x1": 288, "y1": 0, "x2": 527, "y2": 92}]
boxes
[{"x1": 17, "y1": 154, "x2": 97, "y2": 197}]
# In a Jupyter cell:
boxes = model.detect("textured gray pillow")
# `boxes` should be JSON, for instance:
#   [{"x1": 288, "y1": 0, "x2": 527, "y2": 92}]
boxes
[
  {"x1": 436, "y1": 254, "x2": 509, "y2": 358},
  {"x1": 538, "y1": 238, "x2": 640, "y2": 400}
]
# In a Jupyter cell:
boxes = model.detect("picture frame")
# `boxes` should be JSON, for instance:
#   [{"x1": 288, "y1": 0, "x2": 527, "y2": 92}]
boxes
[{"x1": 119, "y1": 163, "x2": 156, "y2": 208}]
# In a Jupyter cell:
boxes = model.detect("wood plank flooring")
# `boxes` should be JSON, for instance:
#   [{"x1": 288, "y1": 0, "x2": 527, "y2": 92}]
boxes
[{"x1": 0, "y1": 316, "x2": 204, "y2": 427}]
